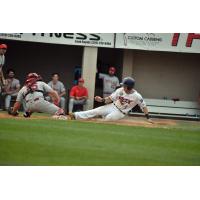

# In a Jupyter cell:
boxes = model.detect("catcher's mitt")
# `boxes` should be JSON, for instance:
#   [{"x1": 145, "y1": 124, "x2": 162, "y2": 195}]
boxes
[{"x1": 8, "y1": 107, "x2": 19, "y2": 116}]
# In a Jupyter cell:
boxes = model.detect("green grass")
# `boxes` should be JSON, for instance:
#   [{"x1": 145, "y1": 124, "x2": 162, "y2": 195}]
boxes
[{"x1": 0, "y1": 117, "x2": 200, "y2": 165}]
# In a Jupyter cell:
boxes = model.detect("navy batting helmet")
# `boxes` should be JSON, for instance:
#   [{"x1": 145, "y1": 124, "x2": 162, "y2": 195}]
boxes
[{"x1": 121, "y1": 77, "x2": 135, "y2": 90}]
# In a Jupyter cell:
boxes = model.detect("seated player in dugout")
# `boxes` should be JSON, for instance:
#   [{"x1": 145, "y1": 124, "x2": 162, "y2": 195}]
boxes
[
  {"x1": 46, "y1": 73, "x2": 66, "y2": 111},
  {"x1": 8, "y1": 73, "x2": 67, "y2": 120},
  {"x1": 68, "y1": 78, "x2": 89, "y2": 114},
  {"x1": 2, "y1": 69, "x2": 20, "y2": 110},
  {"x1": 69, "y1": 77, "x2": 153, "y2": 123},
  {"x1": 97, "y1": 66, "x2": 120, "y2": 98}
]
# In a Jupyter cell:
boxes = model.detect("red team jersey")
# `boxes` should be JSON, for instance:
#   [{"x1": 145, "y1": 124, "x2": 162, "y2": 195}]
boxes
[{"x1": 70, "y1": 85, "x2": 88, "y2": 98}]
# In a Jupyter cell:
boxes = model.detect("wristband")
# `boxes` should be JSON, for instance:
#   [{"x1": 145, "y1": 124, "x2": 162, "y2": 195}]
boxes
[{"x1": 145, "y1": 114, "x2": 150, "y2": 119}]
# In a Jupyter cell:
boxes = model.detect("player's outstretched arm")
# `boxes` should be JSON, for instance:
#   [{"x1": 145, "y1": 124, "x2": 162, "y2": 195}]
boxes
[{"x1": 95, "y1": 96, "x2": 112, "y2": 104}]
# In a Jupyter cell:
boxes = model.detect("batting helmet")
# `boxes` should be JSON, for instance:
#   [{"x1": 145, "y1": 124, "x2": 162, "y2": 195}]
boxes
[
  {"x1": 0, "y1": 44, "x2": 8, "y2": 49},
  {"x1": 121, "y1": 77, "x2": 135, "y2": 90}
]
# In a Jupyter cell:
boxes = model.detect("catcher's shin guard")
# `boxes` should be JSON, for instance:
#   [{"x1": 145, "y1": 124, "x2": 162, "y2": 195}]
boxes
[
  {"x1": 54, "y1": 108, "x2": 65, "y2": 116},
  {"x1": 52, "y1": 108, "x2": 67, "y2": 120}
]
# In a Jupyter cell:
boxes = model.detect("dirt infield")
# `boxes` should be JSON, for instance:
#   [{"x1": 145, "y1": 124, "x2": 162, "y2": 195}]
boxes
[
  {"x1": 85, "y1": 117, "x2": 177, "y2": 128},
  {"x1": 0, "y1": 112, "x2": 178, "y2": 128},
  {"x1": 0, "y1": 113, "x2": 49, "y2": 120}
]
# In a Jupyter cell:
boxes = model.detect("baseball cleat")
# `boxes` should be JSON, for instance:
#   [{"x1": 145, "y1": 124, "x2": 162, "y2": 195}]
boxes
[
  {"x1": 68, "y1": 112, "x2": 76, "y2": 120},
  {"x1": 23, "y1": 111, "x2": 32, "y2": 118}
]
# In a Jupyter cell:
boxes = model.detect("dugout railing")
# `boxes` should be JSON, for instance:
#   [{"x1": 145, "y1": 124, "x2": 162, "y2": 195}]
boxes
[{"x1": 129, "y1": 98, "x2": 200, "y2": 120}]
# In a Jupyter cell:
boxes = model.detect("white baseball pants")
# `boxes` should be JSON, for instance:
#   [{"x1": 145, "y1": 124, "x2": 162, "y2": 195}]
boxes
[{"x1": 74, "y1": 103, "x2": 125, "y2": 121}]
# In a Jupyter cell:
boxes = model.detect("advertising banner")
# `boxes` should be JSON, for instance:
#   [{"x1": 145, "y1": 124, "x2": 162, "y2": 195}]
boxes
[
  {"x1": 115, "y1": 33, "x2": 200, "y2": 53},
  {"x1": 0, "y1": 33, "x2": 114, "y2": 48}
]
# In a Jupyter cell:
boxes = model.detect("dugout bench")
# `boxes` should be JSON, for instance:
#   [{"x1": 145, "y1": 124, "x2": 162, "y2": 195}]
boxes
[{"x1": 130, "y1": 98, "x2": 200, "y2": 120}]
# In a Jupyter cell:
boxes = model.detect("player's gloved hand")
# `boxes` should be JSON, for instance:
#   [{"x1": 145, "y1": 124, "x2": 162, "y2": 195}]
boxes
[
  {"x1": 8, "y1": 107, "x2": 19, "y2": 116},
  {"x1": 95, "y1": 96, "x2": 103, "y2": 102}
]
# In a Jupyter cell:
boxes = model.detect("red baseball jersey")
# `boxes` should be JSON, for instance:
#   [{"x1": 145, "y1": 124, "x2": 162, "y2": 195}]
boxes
[{"x1": 70, "y1": 85, "x2": 88, "y2": 98}]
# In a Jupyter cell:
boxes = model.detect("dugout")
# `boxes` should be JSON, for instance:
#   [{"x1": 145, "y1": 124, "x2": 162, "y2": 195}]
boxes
[
  {"x1": 122, "y1": 49, "x2": 200, "y2": 101},
  {"x1": 0, "y1": 39, "x2": 123, "y2": 110},
  {"x1": 1, "y1": 39, "x2": 83, "y2": 89},
  {"x1": 95, "y1": 47, "x2": 123, "y2": 96},
  {"x1": 122, "y1": 49, "x2": 200, "y2": 119}
]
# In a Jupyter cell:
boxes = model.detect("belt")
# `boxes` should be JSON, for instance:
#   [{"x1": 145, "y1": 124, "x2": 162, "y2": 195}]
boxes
[
  {"x1": 113, "y1": 103, "x2": 126, "y2": 115},
  {"x1": 26, "y1": 97, "x2": 40, "y2": 103},
  {"x1": 34, "y1": 97, "x2": 40, "y2": 102}
]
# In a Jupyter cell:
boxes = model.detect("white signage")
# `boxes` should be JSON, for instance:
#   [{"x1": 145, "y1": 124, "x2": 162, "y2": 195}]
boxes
[
  {"x1": 0, "y1": 33, "x2": 114, "y2": 48},
  {"x1": 115, "y1": 33, "x2": 200, "y2": 53}
]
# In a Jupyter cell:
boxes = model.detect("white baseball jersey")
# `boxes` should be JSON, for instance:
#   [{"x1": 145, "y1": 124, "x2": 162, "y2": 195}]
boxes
[
  {"x1": 99, "y1": 73, "x2": 120, "y2": 94},
  {"x1": 110, "y1": 87, "x2": 146, "y2": 114}
]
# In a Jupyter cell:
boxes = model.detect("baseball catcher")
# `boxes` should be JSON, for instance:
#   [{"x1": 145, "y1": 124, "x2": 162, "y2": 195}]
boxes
[
  {"x1": 8, "y1": 72, "x2": 67, "y2": 119},
  {"x1": 69, "y1": 77, "x2": 153, "y2": 123}
]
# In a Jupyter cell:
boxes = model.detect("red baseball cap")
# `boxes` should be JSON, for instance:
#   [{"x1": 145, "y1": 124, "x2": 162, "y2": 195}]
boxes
[
  {"x1": 0, "y1": 44, "x2": 8, "y2": 49},
  {"x1": 78, "y1": 78, "x2": 84, "y2": 83},
  {"x1": 109, "y1": 66, "x2": 116, "y2": 72}
]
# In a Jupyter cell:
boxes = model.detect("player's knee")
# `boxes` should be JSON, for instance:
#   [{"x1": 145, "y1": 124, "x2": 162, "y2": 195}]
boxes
[
  {"x1": 104, "y1": 115, "x2": 114, "y2": 121},
  {"x1": 105, "y1": 113, "x2": 124, "y2": 121},
  {"x1": 5, "y1": 95, "x2": 11, "y2": 99},
  {"x1": 85, "y1": 99, "x2": 89, "y2": 105},
  {"x1": 69, "y1": 98, "x2": 74, "y2": 103}
]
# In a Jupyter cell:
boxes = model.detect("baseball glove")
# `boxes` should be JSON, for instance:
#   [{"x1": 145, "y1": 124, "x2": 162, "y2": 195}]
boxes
[{"x1": 8, "y1": 107, "x2": 19, "y2": 116}]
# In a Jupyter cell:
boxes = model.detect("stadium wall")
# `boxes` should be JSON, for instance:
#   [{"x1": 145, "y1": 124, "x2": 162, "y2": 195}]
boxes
[{"x1": 124, "y1": 49, "x2": 200, "y2": 101}]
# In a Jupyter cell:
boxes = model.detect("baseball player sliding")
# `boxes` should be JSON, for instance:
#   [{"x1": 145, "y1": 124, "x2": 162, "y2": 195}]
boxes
[
  {"x1": 69, "y1": 77, "x2": 153, "y2": 123},
  {"x1": 8, "y1": 73, "x2": 67, "y2": 120}
]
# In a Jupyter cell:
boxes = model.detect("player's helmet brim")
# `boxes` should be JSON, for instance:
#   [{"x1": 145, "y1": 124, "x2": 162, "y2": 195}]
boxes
[{"x1": 121, "y1": 77, "x2": 135, "y2": 89}]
